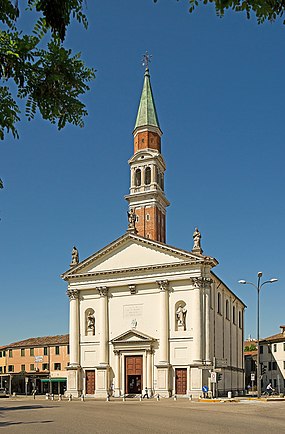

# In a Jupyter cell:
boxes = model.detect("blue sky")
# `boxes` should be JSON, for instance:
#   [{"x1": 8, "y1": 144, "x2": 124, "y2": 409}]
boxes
[{"x1": 1, "y1": 0, "x2": 284, "y2": 345}]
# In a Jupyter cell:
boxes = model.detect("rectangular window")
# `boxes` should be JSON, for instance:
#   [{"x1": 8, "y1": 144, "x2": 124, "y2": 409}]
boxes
[
  {"x1": 260, "y1": 346, "x2": 263, "y2": 354},
  {"x1": 2, "y1": 351, "x2": 5, "y2": 357},
  {"x1": 8, "y1": 349, "x2": 12, "y2": 357},
  {"x1": 30, "y1": 348, "x2": 34, "y2": 356},
  {"x1": 55, "y1": 346, "x2": 60, "y2": 355},
  {"x1": 8, "y1": 365, "x2": 14, "y2": 372},
  {"x1": 21, "y1": 364, "x2": 25, "y2": 372},
  {"x1": 0, "y1": 367, "x2": 2, "y2": 373},
  {"x1": 42, "y1": 363, "x2": 49, "y2": 370},
  {"x1": 273, "y1": 379, "x2": 277, "y2": 388},
  {"x1": 44, "y1": 347, "x2": 48, "y2": 356},
  {"x1": 232, "y1": 306, "x2": 236, "y2": 324},
  {"x1": 238, "y1": 311, "x2": 242, "y2": 328},
  {"x1": 272, "y1": 361, "x2": 277, "y2": 370},
  {"x1": 268, "y1": 362, "x2": 272, "y2": 371},
  {"x1": 273, "y1": 344, "x2": 277, "y2": 352},
  {"x1": 268, "y1": 346, "x2": 271, "y2": 353},
  {"x1": 54, "y1": 363, "x2": 61, "y2": 370},
  {"x1": 0, "y1": 351, "x2": 2, "y2": 357},
  {"x1": 30, "y1": 364, "x2": 35, "y2": 371},
  {"x1": 21, "y1": 348, "x2": 25, "y2": 357},
  {"x1": 3, "y1": 366, "x2": 6, "y2": 373}
]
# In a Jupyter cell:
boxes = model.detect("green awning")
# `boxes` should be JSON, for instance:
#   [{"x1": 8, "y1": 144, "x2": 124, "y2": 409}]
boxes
[{"x1": 41, "y1": 378, "x2": 66, "y2": 383}]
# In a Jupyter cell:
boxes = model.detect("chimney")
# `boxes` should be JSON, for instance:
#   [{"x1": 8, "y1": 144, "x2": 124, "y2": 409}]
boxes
[{"x1": 280, "y1": 325, "x2": 285, "y2": 336}]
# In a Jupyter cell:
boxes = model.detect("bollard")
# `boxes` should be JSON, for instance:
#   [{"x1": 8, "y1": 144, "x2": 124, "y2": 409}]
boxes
[
  {"x1": 68, "y1": 394, "x2": 72, "y2": 401},
  {"x1": 106, "y1": 393, "x2": 110, "y2": 402},
  {"x1": 174, "y1": 395, "x2": 177, "y2": 401},
  {"x1": 123, "y1": 396, "x2": 126, "y2": 402},
  {"x1": 80, "y1": 394, "x2": 84, "y2": 402},
  {"x1": 140, "y1": 395, "x2": 142, "y2": 401},
  {"x1": 58, "y1": 394, "x2": 62, "y2": 401},
  {"x1": 156, "y1": 394, "x2": 160, "y2": 401},
  {"x1": 51, "y1": 394, "x2": 54, "y2": 401},
  {"x1": 46, "y1": 393, "x2": 49, "y2": 400},
  {"x1": 189, "y1": 394, "x2": 192, "y2": 401}
]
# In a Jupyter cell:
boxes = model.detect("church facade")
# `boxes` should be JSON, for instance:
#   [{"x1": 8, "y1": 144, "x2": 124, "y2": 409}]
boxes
[{"x1": 62, "y1": 66, "x2": 245, "y2": 398}]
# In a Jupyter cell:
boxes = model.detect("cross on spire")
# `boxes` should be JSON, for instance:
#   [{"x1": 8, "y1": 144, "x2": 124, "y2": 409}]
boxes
[{"x1": 142, "y1": 51, "x2": 152, "y2": 70}]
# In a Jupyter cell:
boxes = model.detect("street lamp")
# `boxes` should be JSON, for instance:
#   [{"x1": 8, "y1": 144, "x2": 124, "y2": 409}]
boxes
[{"x1": 238, "y1": 272, "x2": 278, "y2": 398}]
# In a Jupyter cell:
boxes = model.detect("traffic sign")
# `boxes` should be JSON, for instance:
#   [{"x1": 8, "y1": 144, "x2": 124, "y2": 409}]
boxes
[
  {"x1": 202, "y1": 386, "x2": 209, "y2": 393},
  {"x1": 251, "y1": 373, "x2": 255, "y2": 381},
  {"x1": 35, "y1": 356, "x2": 43, "y2": 363},
  {"x1": 210, "y1": 372, "x2": 217, "y2": 383}
]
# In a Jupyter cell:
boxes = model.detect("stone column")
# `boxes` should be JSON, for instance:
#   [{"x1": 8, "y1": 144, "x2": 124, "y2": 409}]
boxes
[
  {"x1": 204, "y1": 281, "x2": 211, "y2": 362},
  {"x1": 157, "y1": 280, "x2": 169, "y2": 363},
  {"x1": 146, "y1": 350, "x2": 153, "y2": 394},
  {"x1": 131, "y1": 168, "x2": 135, "y2": 189},
  {"x1": 66, "y1": 288, "x2": 81, "y2": 397},
  {"x1": 67, "y1": 289, "x2": 80, "y2": 367},
  {"x1": 191, "y1": 278, "x2": 202, "y2": 363},
  {"x1": 113, "y1": 350, "x2": 120, "y2": 397},
  {"x1": 155, "y1": 280, "x2": 170, "y2": 398},
  {"x1": 141, "y1": 166, "x2": 145, "y2": 185},
  {"x1": 97, "y1": 286, "x2": 109, "y2": 365}
]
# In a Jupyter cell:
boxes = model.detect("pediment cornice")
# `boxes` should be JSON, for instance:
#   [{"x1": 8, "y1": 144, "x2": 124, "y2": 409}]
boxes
[{"x1": 61, "y1": 233, "x2": 218, "y2": 281}]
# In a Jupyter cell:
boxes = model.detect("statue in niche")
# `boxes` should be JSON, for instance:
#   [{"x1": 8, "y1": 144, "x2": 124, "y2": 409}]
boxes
[
  {"x1": 87, "y1": 311, "x2": 95, "y2": 335},
  {"x1": 71, "y1": 246, "x2": 79, "y2": 266},
  {"x1": 176, "y1": 304, "x2": 187, "y2": 330}
]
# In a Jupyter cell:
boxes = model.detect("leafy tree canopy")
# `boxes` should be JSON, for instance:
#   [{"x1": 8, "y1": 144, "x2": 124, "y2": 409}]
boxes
[
  {"x1": 155, "y1": 0, "x2": 285, "y2": 25},
  {"x1": 0, "y1": 0, "x2": 95, "y2": 142}
]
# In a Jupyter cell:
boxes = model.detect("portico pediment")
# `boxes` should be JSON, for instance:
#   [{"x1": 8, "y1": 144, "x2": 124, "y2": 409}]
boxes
[
  {"x1": 111, "y1": 329, "x2": 156, "y2": 344},
  {"x1": 111, "y1": 329, "x2": 156, "y2": 351},
  {"x1": 61, "y1": 233, "x2": 217, "y2": 280}
]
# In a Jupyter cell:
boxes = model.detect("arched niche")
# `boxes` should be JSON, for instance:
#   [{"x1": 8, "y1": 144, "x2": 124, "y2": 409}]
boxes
[
  {"x1": 85, "y1": 309, "x2": 95, "y2": 336},
  {"x1": 175, "y1": 301, "x2": 187, "y2": 331}
]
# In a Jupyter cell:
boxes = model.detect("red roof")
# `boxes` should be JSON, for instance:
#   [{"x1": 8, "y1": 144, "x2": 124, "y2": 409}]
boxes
[{"x1": 3, "y1": 334, "x2": 69, "y2": 349}]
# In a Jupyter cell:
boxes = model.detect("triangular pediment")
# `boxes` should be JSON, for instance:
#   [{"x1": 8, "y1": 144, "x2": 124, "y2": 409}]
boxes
[
  {"x1": 61, "y1": 233, "x2": 213, "y2": 279},
  {"x1": 111, "y1": 329, "x2": 155, "y2": 344}
]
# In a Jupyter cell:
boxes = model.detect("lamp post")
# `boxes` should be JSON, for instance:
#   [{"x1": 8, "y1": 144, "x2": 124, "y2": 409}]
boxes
[{"x1": 238, "y1": 272, "x2": 278, "y2": 398}]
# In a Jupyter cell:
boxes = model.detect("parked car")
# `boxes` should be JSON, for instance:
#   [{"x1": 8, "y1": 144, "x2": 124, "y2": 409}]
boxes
[{"x1": 0, "y1": 388, "x2": 7, "y2": 397}]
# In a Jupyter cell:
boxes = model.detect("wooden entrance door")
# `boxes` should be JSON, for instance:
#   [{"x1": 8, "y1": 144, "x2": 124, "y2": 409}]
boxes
[
  {"x1": 86, "y1": 370, "x2": 95, "y2": 394},
  {"x1": 175, "y1": 368, "x2": 187, "y2": 395},
  {"x1": 125, "y1": 356, "x2": 143, "y2": 394}
]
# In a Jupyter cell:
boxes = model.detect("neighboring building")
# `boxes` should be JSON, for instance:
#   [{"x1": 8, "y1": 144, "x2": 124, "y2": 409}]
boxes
[
  {"x1": 244, "y1": 339, "x2": 257, "y2": 391},
  {"x1": 62, "y1": 65, "x2": 245, "y2": 398},
  {"x1": 260, "y1": 326, "x2": 285, "y2": 393},
  {"x1": 0, "y1": 335, "x2": 69, "y2": 394}
]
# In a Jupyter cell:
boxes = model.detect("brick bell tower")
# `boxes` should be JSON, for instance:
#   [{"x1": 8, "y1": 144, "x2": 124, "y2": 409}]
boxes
[{"x1": 125, "y1": 64, "x2": 170, "y2": 243}]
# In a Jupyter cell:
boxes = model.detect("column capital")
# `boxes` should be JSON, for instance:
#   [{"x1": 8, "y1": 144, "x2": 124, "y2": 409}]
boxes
[
  {"x1": 191, "y1": 277, "x2": 212, "y2": 289},
  {"x1": 96, "y1": 286, "x2": 108, "y2": 297},
  {"x1": 156, "y1": 280, "x2": 169, "y2": 291},
  {"x1": 66, "y1": 289, "x2": 79, "y2": 300},
  {"x1": 113, "y1": 350, "x2": 120, "y2": 356}
]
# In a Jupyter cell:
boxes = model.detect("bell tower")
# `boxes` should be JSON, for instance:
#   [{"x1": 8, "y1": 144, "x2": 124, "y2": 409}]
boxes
[{"x1": 125, "y1": 64, "x2": 169, "y2": 243}]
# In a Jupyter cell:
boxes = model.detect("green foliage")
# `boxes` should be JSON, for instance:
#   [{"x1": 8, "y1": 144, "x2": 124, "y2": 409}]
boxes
[
  {"x1": 0, "y1": 0, "x2": 95, "y2": 141},
  {"x1": 154, "y1": 0, "x2": 285, "y2": 24},
  {"x1": 188, "y1": 1, "x2": 285, "y2": 24},
  {"x1": 244, "y1": 344, "x2": 257, "y2": 351}
]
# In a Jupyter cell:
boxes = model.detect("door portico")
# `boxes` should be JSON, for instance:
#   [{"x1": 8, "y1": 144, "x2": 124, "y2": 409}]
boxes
[{"x1": 111, "y1": 330, "x2": 156, "y2": 397}]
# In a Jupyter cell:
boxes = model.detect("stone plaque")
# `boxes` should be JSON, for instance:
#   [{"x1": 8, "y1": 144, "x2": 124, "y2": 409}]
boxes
[{"x1": 123, "y1": 304, "x2": 143, "y2": 318}]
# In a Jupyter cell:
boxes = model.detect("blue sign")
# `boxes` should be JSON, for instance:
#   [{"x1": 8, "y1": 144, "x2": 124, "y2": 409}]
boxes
[{"x1": 202, "y1": 386, "x2": 209, "y2": 393}]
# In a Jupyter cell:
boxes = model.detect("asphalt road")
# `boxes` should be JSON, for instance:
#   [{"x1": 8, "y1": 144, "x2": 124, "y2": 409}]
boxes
[{"x1": 0, "y1": 397, "x2": 284, "y2": 433}]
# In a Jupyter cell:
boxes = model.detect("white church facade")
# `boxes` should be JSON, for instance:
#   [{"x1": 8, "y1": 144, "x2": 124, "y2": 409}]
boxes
[{"x1": 62, "y1": 64, "x2": 245, "y2": 398}]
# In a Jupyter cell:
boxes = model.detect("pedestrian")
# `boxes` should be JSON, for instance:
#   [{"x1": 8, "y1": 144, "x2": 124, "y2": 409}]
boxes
[{"x1": 142, "y1": 387, "x2": 149, "y2": 399}]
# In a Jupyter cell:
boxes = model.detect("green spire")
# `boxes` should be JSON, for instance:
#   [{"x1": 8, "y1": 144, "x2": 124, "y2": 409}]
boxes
[{"x1": 134, "y1": 68, "x2": 160, "y2": 131}]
